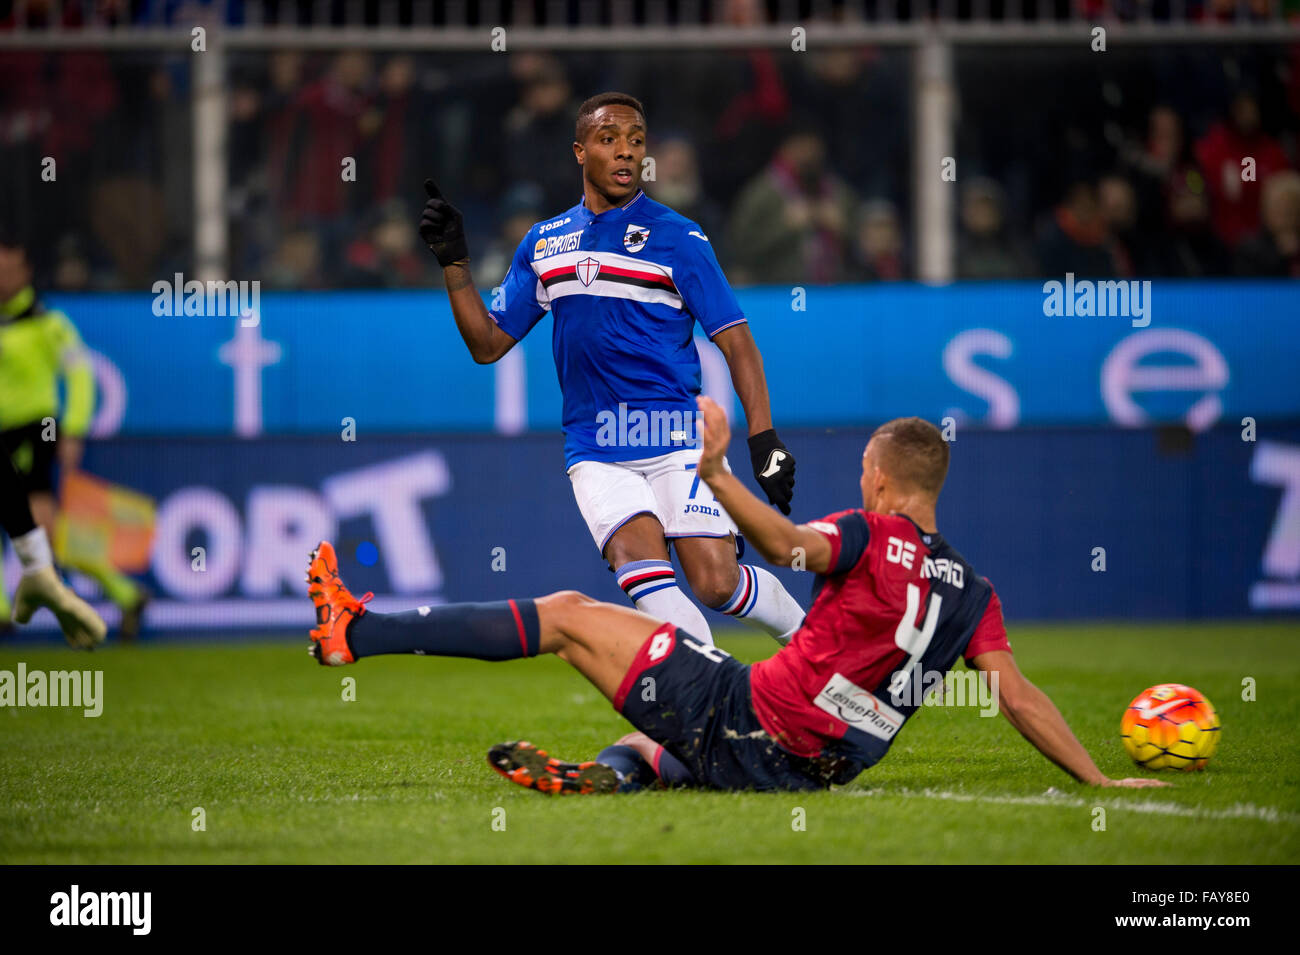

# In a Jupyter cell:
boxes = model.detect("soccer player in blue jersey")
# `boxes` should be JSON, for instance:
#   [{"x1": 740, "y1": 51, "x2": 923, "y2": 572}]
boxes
[{"x1": 419, "y1": 92, "x2": 804, "y2": 646}]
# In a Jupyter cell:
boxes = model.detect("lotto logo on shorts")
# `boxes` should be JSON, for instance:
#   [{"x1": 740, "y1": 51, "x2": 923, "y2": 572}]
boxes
[{"x1": 647, "y1": 628, "x2": 675, "y2": 662}]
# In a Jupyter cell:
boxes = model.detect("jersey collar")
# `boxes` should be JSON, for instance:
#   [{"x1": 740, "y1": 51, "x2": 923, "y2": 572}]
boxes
[
  {"x1": 897, "y1": 512, "x2": 942, "y2": 549},
  {"x1": 578, "y1": 189, "x2": 646, "y2": 222}
]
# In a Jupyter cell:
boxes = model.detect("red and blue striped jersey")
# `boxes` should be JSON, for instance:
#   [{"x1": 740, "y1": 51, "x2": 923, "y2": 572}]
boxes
[
  {"x1": 750, "y1": 509, "x2": 1012, "y2": 765},
  {"x1": 489, "y1": 190, "x2": 746, "y2": 467}
]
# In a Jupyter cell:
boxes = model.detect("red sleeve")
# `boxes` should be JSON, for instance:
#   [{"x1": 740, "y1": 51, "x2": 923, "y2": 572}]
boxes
[{"x1": 964, "y1": 587, "x2": 1011, "y2": 663}]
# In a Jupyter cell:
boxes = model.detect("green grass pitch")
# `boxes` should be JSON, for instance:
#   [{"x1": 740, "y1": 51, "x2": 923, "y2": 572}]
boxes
[{"x1": 2, "y1": 622, "x2": 1297, "y2": 864}]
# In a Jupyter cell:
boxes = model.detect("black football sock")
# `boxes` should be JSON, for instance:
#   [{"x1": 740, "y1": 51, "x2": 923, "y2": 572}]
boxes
[
  {"x1": 0, "y1": 454, "x2": 37, "y2": 537},
  {"x1": 346, "y1": 599, "x2": 540, "y2": 661}
]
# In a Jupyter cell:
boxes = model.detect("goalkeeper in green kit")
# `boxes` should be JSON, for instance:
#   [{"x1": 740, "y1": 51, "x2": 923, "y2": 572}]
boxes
[{"x1": 0, "y1": 234, "x2": 147, "y2": 639}]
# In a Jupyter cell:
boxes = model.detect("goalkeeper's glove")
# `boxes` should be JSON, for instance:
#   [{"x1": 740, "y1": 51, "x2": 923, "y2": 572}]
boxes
[
  {"x1": 748, "y1": 429, "x2": 796, "y2": 515},
  {"x1": 419, "y1": 178, "x2": 470, "y2": 267}
]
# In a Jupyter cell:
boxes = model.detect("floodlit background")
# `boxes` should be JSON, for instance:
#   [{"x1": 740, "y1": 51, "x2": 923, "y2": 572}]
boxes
[{"x1": 1, "y1": 0, "x2": 1298, "y2": 634}]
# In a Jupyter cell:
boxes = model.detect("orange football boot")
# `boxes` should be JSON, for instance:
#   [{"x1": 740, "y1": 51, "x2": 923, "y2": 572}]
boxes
[
  {"x1": 305, "y1": 540, "x2": 372, "y2": 666},
  {"x1": 487, "y1": 740, "x2": 620, "y2": 795}
]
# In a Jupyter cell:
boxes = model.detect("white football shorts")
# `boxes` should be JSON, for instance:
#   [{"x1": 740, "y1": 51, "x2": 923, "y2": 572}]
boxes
[{"x1": 567, "y1": 448, "x2": 739, "y2": 553}]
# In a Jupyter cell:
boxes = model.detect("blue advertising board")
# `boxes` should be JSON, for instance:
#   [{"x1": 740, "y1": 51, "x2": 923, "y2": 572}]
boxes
[
  {"x1": 6, "y1": 424, "x2": 1297, "y2": 634},
  {"x1": 53, "y1": 281, "x2": 1300, "y2": 439}
]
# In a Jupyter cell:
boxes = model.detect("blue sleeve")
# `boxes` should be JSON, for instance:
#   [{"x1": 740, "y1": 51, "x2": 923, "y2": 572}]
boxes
[
  {"x1": 805, "y1": 509, "x2": 871, "y2": 575},
  {"x1": 673, "y1": 224, "x2": 746, "y2": 338},
  {"x1": 489, "y1": 233, "x2": 548, "y2": 341},
  {"x1": 829, "y1": 511, "x2": 871, "y2": 574}
]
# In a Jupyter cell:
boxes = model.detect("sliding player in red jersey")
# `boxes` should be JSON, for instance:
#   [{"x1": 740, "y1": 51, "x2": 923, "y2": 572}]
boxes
[{"x1": 304, "y1": 397, "x2": 1166, "y2": 793}]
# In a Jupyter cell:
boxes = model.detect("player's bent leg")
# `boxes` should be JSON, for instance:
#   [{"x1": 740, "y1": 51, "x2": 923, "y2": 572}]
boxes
[
  {"x1": 676, "y1": 535, "x2": 806, "y2": 643},
  {"x1": 498, "y1": 594, "x2": 704, "y2": 796},
  {"x1": 603, "y1": 515, "x2": 715, "y2": 645},
  {"x1": 304, "y1": 541, "x2": 707, "y2": 792},
  {"x1": 602, "y1": 512, "x2": 671, "y2": 567},
  {"x1": 304, "y1": 541, "x2": 666, "y2": 704},
  {"x1": 591, "y1": 742, "x2": 659, "y2": 791},
  {"x1": 534, "y1": 589, "x2": 665, "y2": 702},
  {"x1": 673, "y1": 534, "x2": 741, "y2": 608},
  {"x1": 601, "y1": 731, "x2": 695, "y2": 789}
]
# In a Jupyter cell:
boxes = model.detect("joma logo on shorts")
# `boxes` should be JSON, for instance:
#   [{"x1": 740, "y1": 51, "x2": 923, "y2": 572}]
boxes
[{"x1": 683, "y1": 503, "x2": 720, "y2": 517}]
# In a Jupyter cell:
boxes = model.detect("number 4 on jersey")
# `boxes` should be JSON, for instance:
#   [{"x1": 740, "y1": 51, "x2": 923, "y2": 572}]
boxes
[{"x1": 888, "y1": 583, "x2": 941, "y2": 698}]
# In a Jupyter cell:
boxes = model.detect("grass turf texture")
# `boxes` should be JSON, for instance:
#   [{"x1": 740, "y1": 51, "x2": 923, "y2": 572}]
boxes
[{"x1": 1, "y1": 622, "x2": 1297, "y2": 864}]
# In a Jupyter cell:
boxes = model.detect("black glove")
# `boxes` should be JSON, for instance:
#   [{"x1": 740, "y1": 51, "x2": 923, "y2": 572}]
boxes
[
  {"x1": 419, "y1": 178, "x2": 470, "y2": 267},
  {"x1": 748, "y1": 429, "x2": 796, "y2": 515}
]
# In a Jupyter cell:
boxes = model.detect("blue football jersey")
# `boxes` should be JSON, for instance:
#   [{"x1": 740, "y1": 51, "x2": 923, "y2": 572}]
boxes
[{"x1": 489, "y1": 189, "x2": 747, "y2": 468}]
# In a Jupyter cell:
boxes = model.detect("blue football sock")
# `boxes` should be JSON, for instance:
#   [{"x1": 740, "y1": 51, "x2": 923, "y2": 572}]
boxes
[
  {"x1": 653, "y1": 747, "x2": 695, "y2": 787},
  {"x1": 596, "y1": 744, "x2": 658, "y2": 793},
  {"x1": 347, "y1": 599, "x2": 540, "y2": 661},
  {"x1": 597, "y1": 742, "x2": 696, "y2": 790}
]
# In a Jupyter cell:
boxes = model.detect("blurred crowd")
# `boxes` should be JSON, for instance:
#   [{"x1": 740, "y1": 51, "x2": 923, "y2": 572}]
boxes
[
  {"x1": 4, "y1": 0, "x2": 1300, "y2": 29},
  {"x1": 1, "y1": 33, "x2": 1297, "y2": 290}
]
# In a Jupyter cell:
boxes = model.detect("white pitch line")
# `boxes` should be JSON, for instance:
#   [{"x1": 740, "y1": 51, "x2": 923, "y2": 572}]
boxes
[{"x1": 844, "y1": 787, "x2": 1300, "y2": 825}]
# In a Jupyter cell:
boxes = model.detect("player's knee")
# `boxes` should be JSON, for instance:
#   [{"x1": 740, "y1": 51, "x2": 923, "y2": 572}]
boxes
[
  {"x1": 537, "y1": 589, "x2": 599, "y2": 625},
  {"x1": 687, "y1": 570, "x2": 741, "y2": 609},
  {"x1": 547, "y1": 589, "x2": 596, "y2": 607}
]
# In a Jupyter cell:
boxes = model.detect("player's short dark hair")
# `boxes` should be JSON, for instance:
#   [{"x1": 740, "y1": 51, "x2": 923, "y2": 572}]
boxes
[
  {"x1": 575, "y1": 92, "x2": 646, "y2": 144},
  {"x1": 869, "y1": 417, "x2": 950, "y2": 497}
]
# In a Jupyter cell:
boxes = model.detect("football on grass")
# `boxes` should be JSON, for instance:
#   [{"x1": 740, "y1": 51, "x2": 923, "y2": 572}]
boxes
[{"x1": 1121, "y1": 683, "x2": 1220, "y2": 771}]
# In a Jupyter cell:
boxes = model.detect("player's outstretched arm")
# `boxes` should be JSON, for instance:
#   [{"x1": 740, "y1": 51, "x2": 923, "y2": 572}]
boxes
[
  {"x1": 418, "y1": 178, "x2": 518, "y2": 364},
  {"x1": 695, "y1": 395, "x2": 830, "y2": 572},
  {"x1": 712, "y1": 325, "x2": 796, "y2": 515},
  {"x1": 971, "y1": 650, "x2": 1169, "y2": 789}
]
